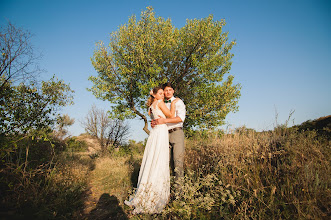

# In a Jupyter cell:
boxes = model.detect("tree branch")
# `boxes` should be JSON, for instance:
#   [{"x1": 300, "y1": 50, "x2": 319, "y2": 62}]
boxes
[{"x1": 129, "y1": 98, "x2": 149, "y2": 135}]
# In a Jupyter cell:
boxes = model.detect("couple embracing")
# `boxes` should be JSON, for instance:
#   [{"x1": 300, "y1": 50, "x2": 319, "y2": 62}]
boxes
[{"x1": 124, "y1": 82, "x2": 186, "y2": 214}]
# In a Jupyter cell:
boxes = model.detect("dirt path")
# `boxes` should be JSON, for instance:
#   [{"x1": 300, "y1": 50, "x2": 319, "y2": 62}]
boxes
[{"x1": 75, "y1": 135, "x2": 130, "y2": 219}]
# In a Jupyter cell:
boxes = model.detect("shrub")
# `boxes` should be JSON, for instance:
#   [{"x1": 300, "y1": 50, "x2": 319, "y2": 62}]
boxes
[{"x1": 65, "y1": 137, "x2": 88, "y2": 152}]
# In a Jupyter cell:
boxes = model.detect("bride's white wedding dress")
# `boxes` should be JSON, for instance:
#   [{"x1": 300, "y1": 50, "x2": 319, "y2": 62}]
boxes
[{"x1": 125, "y1": 100, "x2": 170, "y2": 214}]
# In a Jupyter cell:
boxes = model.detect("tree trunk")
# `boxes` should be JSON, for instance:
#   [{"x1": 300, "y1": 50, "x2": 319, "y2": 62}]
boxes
[
  {"x1": 143, "y1": 120, "x2": 150, "y2": 135},
  {"x1": 131, "y1": 106, "x2": 150, "y2": 135}
]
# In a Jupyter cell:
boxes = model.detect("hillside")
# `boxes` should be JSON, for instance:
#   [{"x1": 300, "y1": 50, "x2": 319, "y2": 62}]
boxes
[{"x1": 294, "y1": 115, "x2": 331, "y2": 137}]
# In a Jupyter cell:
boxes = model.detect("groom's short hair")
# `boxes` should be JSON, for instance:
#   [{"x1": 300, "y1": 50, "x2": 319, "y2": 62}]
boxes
[{"x1": 162, "y1": 82, "x2": 174, "y2": 90}]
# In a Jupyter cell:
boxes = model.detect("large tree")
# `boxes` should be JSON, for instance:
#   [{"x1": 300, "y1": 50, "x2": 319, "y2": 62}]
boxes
[{"x1": 90, "y1": 7, "x2": 241, "y2": 134}]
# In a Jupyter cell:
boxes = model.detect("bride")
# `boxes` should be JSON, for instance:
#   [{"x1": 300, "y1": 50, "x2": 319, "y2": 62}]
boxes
[{"x1": 124, "y1": 86, "x2": 179, "y2": 214}]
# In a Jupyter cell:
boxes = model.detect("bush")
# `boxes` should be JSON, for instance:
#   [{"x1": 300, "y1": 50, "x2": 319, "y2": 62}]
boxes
[
  {"x1": 65, "y1": 137, "x2": 88, "y2": 152},
  {"x1": 109, "y1": 140, "x2": 145, "y2": 157}
]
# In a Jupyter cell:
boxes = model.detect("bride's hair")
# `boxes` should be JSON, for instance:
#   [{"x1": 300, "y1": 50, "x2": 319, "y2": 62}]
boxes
[{"x1": 146, "y1": 86, "x2": 162, "y2": 108}]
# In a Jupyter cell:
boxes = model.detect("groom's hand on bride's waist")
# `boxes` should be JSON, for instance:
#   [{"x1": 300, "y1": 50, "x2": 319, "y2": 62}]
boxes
[
  {"x1": 151, "y1": 118, "x2": 163, "y2": 128},
  {"x1": 156, "y1": 117, "x2": 166, "y2": 125},
  {"x1": 151, "y1": 117, "x2": 166, "y2": 127},
  {"x1": 151, "y1": 119, "x2": 156, "y2": 128},
  {"x1": 152, "y1": 116, "x2": 183, "y2": 128}
]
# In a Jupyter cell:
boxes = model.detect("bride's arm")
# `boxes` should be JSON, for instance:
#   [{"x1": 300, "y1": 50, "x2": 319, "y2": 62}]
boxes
[
  {"x1": 158, "y1": 101, "x2": 172, "y2": 118},
  {"x1": 158, "y1": 99, "x2": 179, "y2": 118}
]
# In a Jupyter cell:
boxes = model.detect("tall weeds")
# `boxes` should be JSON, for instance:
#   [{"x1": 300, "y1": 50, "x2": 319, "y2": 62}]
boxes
[
  {"x1": 164, "y1": 127, "x2": 330, "y2": 219},
  {"x1": 0, "y1": 132, "x2": 89, "y2": 219}
]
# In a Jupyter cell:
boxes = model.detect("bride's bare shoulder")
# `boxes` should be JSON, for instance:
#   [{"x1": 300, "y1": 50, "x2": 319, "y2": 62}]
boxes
[{"x1": 152, "y1": 100, "x2": 162, "y2": 109}]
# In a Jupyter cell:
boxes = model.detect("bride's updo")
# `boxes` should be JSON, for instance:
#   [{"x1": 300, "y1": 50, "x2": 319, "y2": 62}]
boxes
[{"x1": 146, "y1": 86, "x2": 162, "y2": 107}]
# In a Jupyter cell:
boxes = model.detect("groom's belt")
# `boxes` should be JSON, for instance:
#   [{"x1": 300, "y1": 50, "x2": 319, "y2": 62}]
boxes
[{"x1": 168, "y1": 127, "x2": 183, "y2": 134}]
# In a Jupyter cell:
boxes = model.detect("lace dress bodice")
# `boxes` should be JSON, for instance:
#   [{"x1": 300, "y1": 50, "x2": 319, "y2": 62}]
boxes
[{"x1": 150, "y1": 100, "x2": 166, "y2": 120}]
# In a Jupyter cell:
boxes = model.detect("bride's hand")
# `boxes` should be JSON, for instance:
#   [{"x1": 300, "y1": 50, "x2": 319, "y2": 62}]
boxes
[{"x1": 171, "y1": 98, "x2": 180, "y2": 105}]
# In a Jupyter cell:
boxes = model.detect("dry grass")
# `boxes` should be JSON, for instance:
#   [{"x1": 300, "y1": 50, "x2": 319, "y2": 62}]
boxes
[
  {"x1": 81, "y1": 149, "x2": 144, "y2": 219},
  {"x1": 3, "y1": 126, "x2": 328, "y2": 219},
  {"x1": 80, "y1": 126, "x2": 330, "y2": 219},
  {"x1": 89, "y1": 156, "x2": 131, "y2": 203},
  {"x1": 163, "y1": 127, "x2": 331, "y2": 219}
]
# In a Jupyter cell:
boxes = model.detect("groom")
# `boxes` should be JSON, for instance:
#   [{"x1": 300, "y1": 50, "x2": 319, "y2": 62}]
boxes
[{"x1": 152, "y1": 82, "x2": 186, "y2": 182}]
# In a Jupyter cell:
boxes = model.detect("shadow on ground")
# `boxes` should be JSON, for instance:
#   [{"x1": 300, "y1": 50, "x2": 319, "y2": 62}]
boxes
[
  {"x1": 130, "y1": 160, "x2": 141, "y2": 188},
  {"x1": 87, "y1": 193, "x2": 128, "y2": 220}
]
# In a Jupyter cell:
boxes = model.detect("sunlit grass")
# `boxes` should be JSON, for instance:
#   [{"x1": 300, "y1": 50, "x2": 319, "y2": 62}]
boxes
[{"x1": 90, "y1": 156, "x2": 132, "y2": 203}]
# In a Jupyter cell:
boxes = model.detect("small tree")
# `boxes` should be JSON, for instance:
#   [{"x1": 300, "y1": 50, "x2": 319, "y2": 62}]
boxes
[
  {"x1": 0, "y1": 22, "x2": 76, "y2": 212},
  {"x1": 90, "y1": 7, "x2": 241, "y2": 135},
  {"x1": 106, "y1": 118, "x2": 130, "y2": 148},
  {"x1": 82, "y1": 105, "x2": 130, "y2": 151},
  {"x1": 55, "y1": 114, "x2": 75, "y2": 140},
  {"x1": 81, "y1": 104, "x2": 110, "y2": 150},
  {"x1": 0, "y1": 76, "x2": 74, "y2": 135}
]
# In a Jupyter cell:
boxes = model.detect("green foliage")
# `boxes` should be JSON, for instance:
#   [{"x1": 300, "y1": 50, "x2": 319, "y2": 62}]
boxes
[
  {"x1": 0, "y1": 129, "x2": 56, "y2": 168},
  {"x1": 110, "y1": 140, "x2": 145, "y2": 157},
  {"x1": 0, "y1": 72, "x2": 76, "y2": 219},
  {"x1": 110, "y1": 145, "x2": 131, "y2": 157},
  {"x1": 164, "y1": 171, "x2": 240, "y2": 219},
  {"x1": 185, "y1": 128, "x2": 224, "y2": 139},
  {"x1": 90, "y1": 7, "x2": 241, "y2": 133},
  {"x1": 128, "y1": 139, "x2": 146, "y2": 156},
  {"x1": 65, "y1": 137, "x2": 88, "y2": 152},
  {"x1": 54, "y1": 114, "x2": 75, "y2": 140},
  {"x1": 0, "y1": 76, "x2": 74, "y2": 135}
]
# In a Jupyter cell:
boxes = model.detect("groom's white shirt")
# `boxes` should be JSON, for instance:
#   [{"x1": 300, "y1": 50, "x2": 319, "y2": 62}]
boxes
[{"x1": 165, "y1": 96, "x2": 186, "y2": 130}]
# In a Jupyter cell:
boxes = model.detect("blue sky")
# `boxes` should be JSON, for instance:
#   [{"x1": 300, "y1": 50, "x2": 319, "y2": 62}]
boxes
[{"x1": 1, "y1": 0, "x2": 330, "y2": 142}]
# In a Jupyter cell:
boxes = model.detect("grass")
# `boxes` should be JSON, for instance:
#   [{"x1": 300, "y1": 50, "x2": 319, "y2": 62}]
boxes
[
  {"x1": 0, "y1": 134, "x2": 91, "y2": 219},
  {"x1": 90, "y1": 156, "x2": 131, "y2": 203},
  {"x1": 1, "y1": 117, "x2": 330, "y2": 219},
  {"x1": 165, "y1": 126, "x2": 330, "y2": 219},
  {"x1": 114, "y1": 121, "x2": 330, "y2": 219}
]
